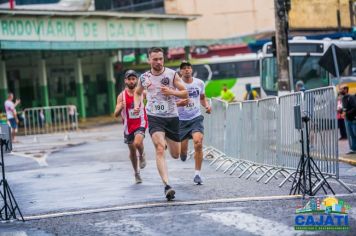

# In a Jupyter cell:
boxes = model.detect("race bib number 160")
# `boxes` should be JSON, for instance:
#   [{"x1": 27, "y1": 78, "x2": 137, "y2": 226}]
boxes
[{"x1": 128, "y1": 109, "x2": 140, "y2": 119}]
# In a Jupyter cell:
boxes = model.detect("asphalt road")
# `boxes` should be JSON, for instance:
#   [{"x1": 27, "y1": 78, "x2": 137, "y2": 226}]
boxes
[{"x1": 0, "y1": 124, "x2": 355, "y2": 235}]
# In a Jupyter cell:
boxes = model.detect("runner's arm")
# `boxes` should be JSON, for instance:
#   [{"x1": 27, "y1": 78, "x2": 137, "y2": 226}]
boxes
[
  {"x1": 14, "y1": 99, "x2": 21, "y2": 107},
  {"x1": 172, "y1": 73, "x2": 188, "y2": 99},
  {"x1": 176, "y1": 99, "x2": 189, "y2": 107},
  {"x1": 200, "y1": 94, "x2": 211, "y2": 114},
  {"x1": 114, "y1": 93, "x2": 123, "y2": 118},
  {"x1": 134, "y1": 80, "x2": 144, "y2": 113}
]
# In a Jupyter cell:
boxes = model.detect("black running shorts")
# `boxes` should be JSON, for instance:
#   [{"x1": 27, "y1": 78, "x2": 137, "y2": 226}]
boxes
[
  {"x1": 124, "y1": 127, "x2": 146, "y2": 144},
  {"x1": 179, "y1": 115, "x2": 204, "y2": 141},
  {"x1": 147, "y1": 115, "x2": 180, "y2": 142}
]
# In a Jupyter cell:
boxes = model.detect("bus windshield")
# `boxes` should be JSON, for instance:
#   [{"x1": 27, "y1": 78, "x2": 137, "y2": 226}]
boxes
[
  {"x1": 292, "y1": 56, "x2": 329, "y2": 89},
  {"x1": 261, "y1": 56, "x2": 329, "y2": 95}
]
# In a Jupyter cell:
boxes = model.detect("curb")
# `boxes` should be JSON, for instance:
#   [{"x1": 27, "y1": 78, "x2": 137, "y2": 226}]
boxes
[{"x1": 339, "y1": 156, "x2": 356, "y2": 166}]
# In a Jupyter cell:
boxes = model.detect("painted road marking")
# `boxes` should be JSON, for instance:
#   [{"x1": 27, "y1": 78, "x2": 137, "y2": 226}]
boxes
[
  {"x1": 202, "y1": 211, "x2": 315, "y2": 236},
  {"x1": 23, "y1": 192, "x2": 356, "y2": 221},
  {"x1": 24, "y1": 195, "x2": 302, "y2": 220}
]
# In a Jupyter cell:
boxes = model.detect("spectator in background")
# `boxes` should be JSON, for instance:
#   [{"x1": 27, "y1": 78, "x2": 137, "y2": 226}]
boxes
[
  {"x1": 337, "y1": 94, "x2": 347, "y2": 140},
  {"x1": 243, "y1": 83, "x2": 260, "y2": 101},
  {"x1": 339, "y1": 85, "x2": 356, "y2": 154},
  {"x1": 4, "y1": 92, "x2": 20, "y2": 142},
  {"x1": 39, "y1": 108, "x2": 45, "y2": 128},
  {"x1": 220, "y1": 84, "x2": 236, "y2": 102},
  {"x1": 68, "y1": 105, "x2": 77, "y2": 130},
  {"x1": 295, "y1": 80, "x2": 306, "y2": 92}
]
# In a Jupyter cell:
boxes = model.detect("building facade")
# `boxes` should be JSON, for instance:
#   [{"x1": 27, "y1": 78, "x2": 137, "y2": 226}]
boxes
[
  {"x1": 0, "y1": 10, "x2": 191, "y2": 117},
  {"x1": 95, "y1": 0, "x2": 275, "y2": 40}
]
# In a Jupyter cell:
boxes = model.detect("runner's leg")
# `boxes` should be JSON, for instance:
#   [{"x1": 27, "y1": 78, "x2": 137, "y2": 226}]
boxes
[
  {"x1": 166, "y1": 137, "x2": 180, "y2": 159},
  {"x1": 151, "y1": 131, "x2": 169, "y2": 185},
  {"x1": 133, "y1": 133, "x2": 144, "y2": 156},
  {"x1": 128, "y1": 144, "x2": 139, "y2": 173},
  {"x1": 192, "y1": 132, "x2": 204, "y2": 171},
  {"x1": 128, "y1": 143, "x2": 142, "y2": 183},
  {"x1": 133, "y1": 133, "x2": 146, "y2": 168},
  {"x1": 180, "y1": 138, "x2": 189, "y2": 161}
]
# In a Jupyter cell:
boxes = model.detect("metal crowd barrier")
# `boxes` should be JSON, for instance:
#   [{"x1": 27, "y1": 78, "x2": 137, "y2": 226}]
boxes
[
  {"x1": 277, "y1": 92, "x2": 303, "y2": 170},
  {"x1": 203, "y1": 86, "x2": 351, "y2": 193},
  {"x1": 203, "y1": 99, "x2": 228, "y2": 165},
  {"x1": 303, "y1": 87, "x2": 338, "y2": 176},
  {"x1": 23, "y1": 105, "x2": 78, "y2": 136}
]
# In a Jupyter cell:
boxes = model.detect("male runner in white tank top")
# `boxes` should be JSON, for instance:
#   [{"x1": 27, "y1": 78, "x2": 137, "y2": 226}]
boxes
[
  {"x1": 134, "y1": 47, "x2": 188, "y2": 201},
  {"x1": 177, "y1": 61, "x2": 211, "y2": 185}
]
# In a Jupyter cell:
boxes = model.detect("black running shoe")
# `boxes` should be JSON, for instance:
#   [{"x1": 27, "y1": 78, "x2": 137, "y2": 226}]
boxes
[
  {"x1": 180, "y1": 155, "x2": 187, "y2": 162},
  {"x1": 193, "y1": 175, "x2": 203, "y2": 185},
  {"x1": 164, "y1": 185, "x2": 175, "y2": 201}
]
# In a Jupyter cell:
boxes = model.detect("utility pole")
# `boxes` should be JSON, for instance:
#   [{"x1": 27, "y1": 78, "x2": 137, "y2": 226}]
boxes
[{"x1": 274, "y1": 0, "x2": 290, "y2": 93}]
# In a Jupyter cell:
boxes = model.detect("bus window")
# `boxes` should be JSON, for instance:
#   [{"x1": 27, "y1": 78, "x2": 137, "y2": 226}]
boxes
[
  {"x1": 261, "y1": 57, "x2": 278, "y2": 95},
  {"x1": 210, "y1": 62, "x2": 237, "y2": 79},
  {"x1": 291, "y1": 56, "x2": 329, "y2": 89},
  {"x1": 348, "y1": 49, "x2": 356, "y2": 76},
  {"x1": 236, "y1": 60, "x2": 259, "y2": 77}
]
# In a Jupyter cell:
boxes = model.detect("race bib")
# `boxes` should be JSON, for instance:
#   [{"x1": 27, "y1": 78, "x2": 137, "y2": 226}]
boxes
[
  {"x1": 128, "y1": 109, "x2": 140, "y2": 119},
  {"x1": 185, "y1": 99, "x2": 198, "y2": 111},
  {"x1": 152, "y1": 101, "x2": 169, "y2": 114}
]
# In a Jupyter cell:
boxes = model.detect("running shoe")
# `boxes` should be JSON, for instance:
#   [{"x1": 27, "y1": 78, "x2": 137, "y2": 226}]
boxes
[
  {"x1": 164, "y1": 185, "x2": 175, "y2": 201},
  {"x1": 139, "y1": 153, "x2": 146, "y2": 169},
  {"x1": 180, "y1": 155, "x2": 187, "y2": 162},
  {"x1": 193, "y1": 175, "x2": 203, "y2": 185},
  {"x1": 135, "y1": 173, "x2": 142, "y2": 184}
]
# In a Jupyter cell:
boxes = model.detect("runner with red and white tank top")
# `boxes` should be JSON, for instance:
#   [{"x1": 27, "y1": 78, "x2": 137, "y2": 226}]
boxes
[{"x1": 115, "y1": 70, "x2": 148, "y2": 184}]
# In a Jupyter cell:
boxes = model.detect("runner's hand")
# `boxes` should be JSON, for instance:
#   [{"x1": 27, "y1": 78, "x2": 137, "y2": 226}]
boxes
[
  {"x1": 160, "y1": 86, "x2": 172, "y2": 96},
  {"x1": 205, "y1": 105, "x2": 211, "y2": 114},
  {"x1": 133, "y1": 107, "x2": 140, "y2": 115},
  {"x1": 177, "y1": 99, "x2": 189, "y2": 106}
]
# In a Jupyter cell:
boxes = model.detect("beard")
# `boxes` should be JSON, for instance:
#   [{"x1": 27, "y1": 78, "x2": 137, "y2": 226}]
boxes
[
  {"x1": 152, "y1": 64, "x2": 162, "y2": 71},
  {"x1": 127, "y1": 83, "x2": 137, "y2": 90}
]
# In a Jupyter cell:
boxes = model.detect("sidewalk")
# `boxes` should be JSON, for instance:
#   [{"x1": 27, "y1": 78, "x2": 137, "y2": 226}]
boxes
[
  {"x1": 339, "y1": 139, "x2": 356, "y2": 166},
  {"x1": 78, "y1": 115, "x2": 120, "y2": 129}
]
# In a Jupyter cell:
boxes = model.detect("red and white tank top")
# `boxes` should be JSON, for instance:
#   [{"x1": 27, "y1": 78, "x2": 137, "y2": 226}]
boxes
[{"x1": 121, "y1": 90, "x2": 148, "y2": 135}]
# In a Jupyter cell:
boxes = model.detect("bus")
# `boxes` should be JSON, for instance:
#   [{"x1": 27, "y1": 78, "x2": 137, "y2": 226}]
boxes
[
  {"x1": 259, "y1": 37, "x2": 356, "y2": 97},
  {"x1": 124, "y1": 53, "x2": 260, "y2": 100}
]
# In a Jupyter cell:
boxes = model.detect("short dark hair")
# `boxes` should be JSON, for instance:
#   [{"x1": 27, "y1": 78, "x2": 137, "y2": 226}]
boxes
[
  {"x1": 342, "y1": 86, "x2": 349, "y2": 92},
  {"x1": 148, "y1": 47, "x2": 164, "y2": 55},
  {"x1": 180, "y1": 61, "x2": 192, "y2": 69}
]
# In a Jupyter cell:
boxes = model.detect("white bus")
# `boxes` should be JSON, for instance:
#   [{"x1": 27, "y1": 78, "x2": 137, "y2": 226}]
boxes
[
  {"x1": 186, "y1": 53, "x2": 260, "y2": 100},
  {"x1": 129, "y1": 53, "x2": 260, "y2": 100},
  {"x1": 260, "y1": 37, "x2": 356, "y2": 96}
]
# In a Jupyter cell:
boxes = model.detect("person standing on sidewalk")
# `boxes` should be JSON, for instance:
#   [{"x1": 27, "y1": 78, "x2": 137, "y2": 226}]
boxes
[
  {"x1": 339, "y1": 85, "x2": 356, "y2": 154},
  {"x1": 176, "y1": 61, "x2": 211, "y2": 185},
  {"x1": 220, "y1": 84, "x2": 235, "y2": 102},
  {"x1": 115, "y1": 70, "x2": 148, "y2": 184},
  {"x1": 337, "y1": 94, "x2": 347, "y2": 140},
  {"x1": 243, "y1": 83, "x2": 260, "y2": 101},
  {"x1": 134, "y1": 47, "x2": 188, "y2": 200},
  {"x1": 4, "y1": 92, "x2": 20, "y2": 142}
]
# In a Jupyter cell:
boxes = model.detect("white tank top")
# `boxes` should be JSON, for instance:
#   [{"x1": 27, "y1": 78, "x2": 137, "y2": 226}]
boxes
[
  {"x1": 140, "y1": 67, "x2": 178, "y2": 118},
  {"x1": 178, "y1": 77, "x2": 205, "y2": 121}
]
